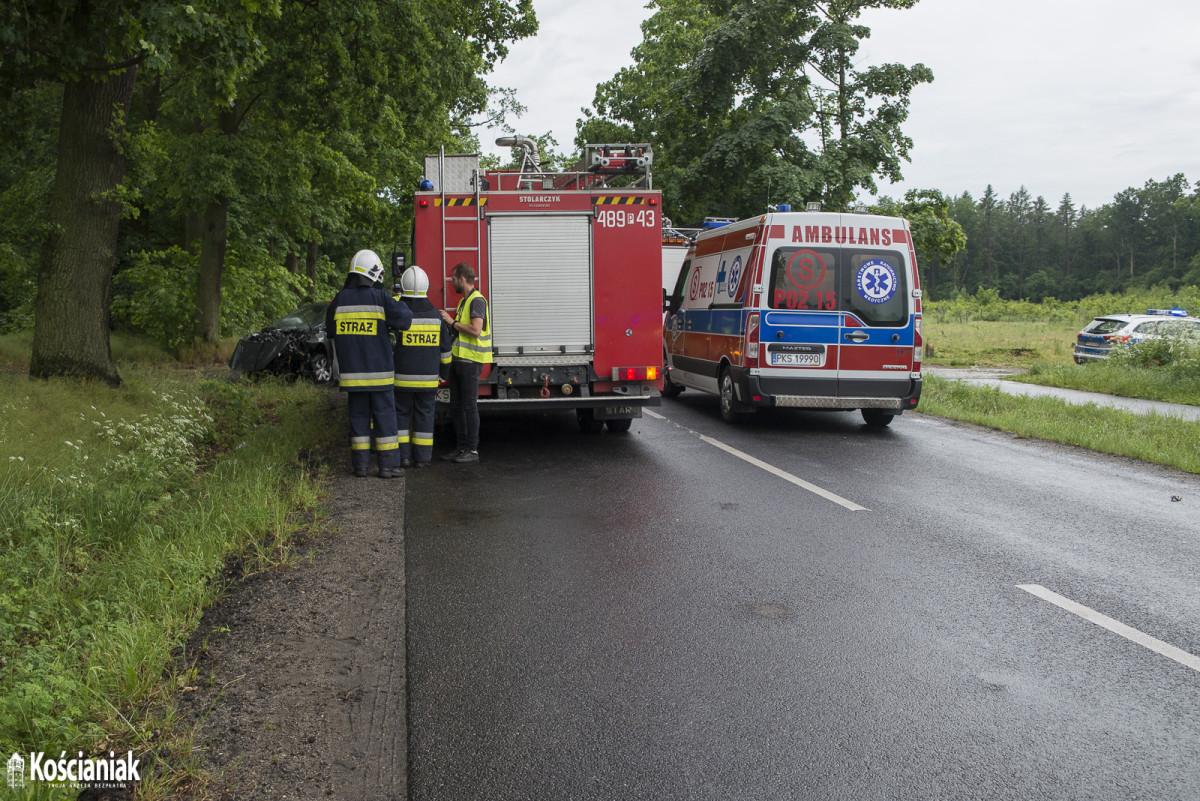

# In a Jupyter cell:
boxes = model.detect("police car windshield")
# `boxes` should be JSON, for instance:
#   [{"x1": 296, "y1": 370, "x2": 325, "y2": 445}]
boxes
[{"x1": 766, "y1": 247, "x2": 908, "y2": 326}]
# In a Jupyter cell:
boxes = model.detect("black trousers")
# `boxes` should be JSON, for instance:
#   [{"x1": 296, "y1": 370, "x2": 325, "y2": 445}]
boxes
[{"x1": 449, "y1": 360, "x2": 483, "y2": 452}]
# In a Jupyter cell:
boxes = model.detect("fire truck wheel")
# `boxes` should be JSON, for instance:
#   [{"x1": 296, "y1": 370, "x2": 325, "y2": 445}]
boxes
[
  {"x1": 576, "y1": 408, "x2": 604, "y2": 434},
  {"x1": 861, "y1": 408, "x2": 895, "y2": 427},
  {"x1": 605, "y1": 418, "x2": 633, "y2": 433}
]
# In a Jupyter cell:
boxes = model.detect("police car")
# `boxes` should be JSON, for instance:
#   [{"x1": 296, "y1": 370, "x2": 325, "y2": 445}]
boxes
[{"x1": 1073, "y1": 309, "x2": 1200, "y2": 363}]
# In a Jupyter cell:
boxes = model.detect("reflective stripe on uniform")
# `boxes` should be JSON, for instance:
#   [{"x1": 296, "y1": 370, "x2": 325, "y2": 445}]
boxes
[
  {"x1": 412, "y1": 432, "x2": 433, "y2": 446},
  {"x1": 334, "y1": 305, "x2": 386, "y2": 316},
  {"x1": 394, "y1": 372, "x2": 440, "y2": 388},
  {"x1": 340, "y1": 371, "x2": 394, "y2": 388},
  {"x1": 350, "y1": 436, "x2": 371, "y2": 451},
  {"x1": 375, "y1": 435, "x2": 399, "y2": 450}
]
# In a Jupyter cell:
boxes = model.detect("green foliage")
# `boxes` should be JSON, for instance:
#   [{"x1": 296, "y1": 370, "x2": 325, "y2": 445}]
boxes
[
  {"x1": 582, "y1": 0, "x2": 932, "y2": 223},
  {"x1": 0, "y1": 370, "x2": 334, "y2": 768}
]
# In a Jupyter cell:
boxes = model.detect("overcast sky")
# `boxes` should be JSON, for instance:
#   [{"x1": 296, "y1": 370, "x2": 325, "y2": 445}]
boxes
[{"x1": 481, "y1": 0, "x2": 1200, "y2": 211}]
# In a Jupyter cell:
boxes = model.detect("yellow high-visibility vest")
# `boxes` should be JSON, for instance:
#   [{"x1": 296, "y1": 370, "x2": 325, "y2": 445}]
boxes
[{"x1": 451, "y1": 289, "x2": 492, "y2": 364}]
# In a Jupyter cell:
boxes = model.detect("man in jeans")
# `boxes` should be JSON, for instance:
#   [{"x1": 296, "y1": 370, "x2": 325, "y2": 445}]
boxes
[{"x1": 439, "y1": 262, "x2": 491, "y2": 463}]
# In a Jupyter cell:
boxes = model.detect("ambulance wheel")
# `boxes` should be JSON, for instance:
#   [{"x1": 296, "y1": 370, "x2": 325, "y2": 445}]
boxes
[
  {"x1": 662, "y1": 359, "x2": 683, "y2": 398},
  {"x1": 719, "y1": 368, "x2": 751, "y2": 423},
  {"x1": 605, "y1": 418, "x2": 633, "y2": 433},
  {"x1": 576, "y1": 408, "x2": 604, "y2": 434},
  {"x1": 861, "y1": 409, "x2": 895, "y2": 427}
]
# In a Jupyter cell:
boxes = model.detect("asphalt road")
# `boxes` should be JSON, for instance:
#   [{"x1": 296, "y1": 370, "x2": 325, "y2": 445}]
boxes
[{"x1": 405, "y1": 395, "x2": 1200, "y2": 800}]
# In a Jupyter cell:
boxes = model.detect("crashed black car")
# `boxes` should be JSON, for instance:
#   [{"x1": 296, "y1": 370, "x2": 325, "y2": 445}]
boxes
[{"x1": 229, "y1": 302, "x2": 336, "y2": 383}]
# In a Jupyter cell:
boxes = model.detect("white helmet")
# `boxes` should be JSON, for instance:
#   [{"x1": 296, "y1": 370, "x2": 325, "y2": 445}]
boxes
[
  {"x1": 400, "y1": 265, "x2": 430, "y2": 298},
  {"x1": 349, "y1": 249, "x2": 385, "y2": 284}
]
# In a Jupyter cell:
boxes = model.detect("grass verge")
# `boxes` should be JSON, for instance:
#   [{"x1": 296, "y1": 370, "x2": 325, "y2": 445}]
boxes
[
  {"x1": 1009, "y1": 362, "x2": 1200, "y2": 406},
  {"x1": 920, "y1": 375, "x2": 1200, "y2": 474},
  {"x1": 0, "y1": 367, "x2": 339, "y2": 799}
]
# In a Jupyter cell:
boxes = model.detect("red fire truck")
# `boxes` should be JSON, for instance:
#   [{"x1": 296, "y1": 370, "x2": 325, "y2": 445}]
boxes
[{"x1": 413, "y1": 139, "x2": 664, "y2": 432}]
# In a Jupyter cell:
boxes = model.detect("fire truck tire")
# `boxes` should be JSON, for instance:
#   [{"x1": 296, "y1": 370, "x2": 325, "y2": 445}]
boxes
[
  {"x1": 605, "y1": 418, "x2": 633, "y2": 433},
  {"x1": 861, "y1": 408, "x2": 895, "y2": 427},
  {"x1": 576, "y1": 408, "x2": 604, "y2": 434}
]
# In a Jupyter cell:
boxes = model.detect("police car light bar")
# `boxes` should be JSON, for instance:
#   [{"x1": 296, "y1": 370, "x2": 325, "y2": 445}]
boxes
[
  {"x1": 1147, "y1": 308, "x2": 1188, "y2": 317},
  {"x1": 611, "y1": 366, "x2": 659, "y2": 381}
]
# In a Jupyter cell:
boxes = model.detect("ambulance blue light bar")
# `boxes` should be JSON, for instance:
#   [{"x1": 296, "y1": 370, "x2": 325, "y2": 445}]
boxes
[
  {"x1": 611, "y1": 366, "x2": 659, "y2": 381},
  {"x1": 1147, "y1": 308, "x2": 1188, "y2": 317}
]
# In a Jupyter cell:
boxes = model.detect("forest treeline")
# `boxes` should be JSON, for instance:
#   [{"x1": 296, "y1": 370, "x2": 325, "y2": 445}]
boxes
[{"x1": 913, "y1": 175, "x2": 1200, "y2": 303}]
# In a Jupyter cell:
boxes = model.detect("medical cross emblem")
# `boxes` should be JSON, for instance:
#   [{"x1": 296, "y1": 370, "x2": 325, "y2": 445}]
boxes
[{"x1": 855, "y1": 259, "x2": 898, "y2": 305}]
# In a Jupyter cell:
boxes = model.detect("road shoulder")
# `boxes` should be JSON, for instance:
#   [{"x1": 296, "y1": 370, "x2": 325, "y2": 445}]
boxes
[{"x1": 177, "y1": 452, "x2": 408, "y2": 800}]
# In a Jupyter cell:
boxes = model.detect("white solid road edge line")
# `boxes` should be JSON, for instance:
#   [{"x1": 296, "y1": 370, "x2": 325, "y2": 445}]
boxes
[
  {"x1": 643, "y1": 409, "x2": 868, "y2": 511},
  {"x1": 1018, "y1": 584, "x2": 1200, "y2": 674}
]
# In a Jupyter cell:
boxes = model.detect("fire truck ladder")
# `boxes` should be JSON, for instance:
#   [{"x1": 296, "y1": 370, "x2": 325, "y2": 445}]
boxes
[{"x1": 434, "y1": 147, "x2": 483, "y2": 305}]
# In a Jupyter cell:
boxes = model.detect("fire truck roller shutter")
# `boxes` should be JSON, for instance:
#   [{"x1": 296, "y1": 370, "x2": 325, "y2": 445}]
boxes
[{"x1": 487, "y1": 213, "x2": 594, "y2": 356}]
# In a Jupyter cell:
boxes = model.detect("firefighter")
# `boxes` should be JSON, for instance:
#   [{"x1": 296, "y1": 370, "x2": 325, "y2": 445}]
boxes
[
  {"x1": 438, "y1": 262, "x2": 491, "y2": 463},
  {"x1": 326, "y1": 249, "x2": 413, "y2": 478},
  {"x1": 393, "y1": 265, "x2": 451, "y2": 468}
]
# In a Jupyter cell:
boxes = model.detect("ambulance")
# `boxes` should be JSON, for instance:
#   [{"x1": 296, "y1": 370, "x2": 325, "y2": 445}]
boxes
[{"x1": 663, "y1": 206, "x2": 923, "y2": 426}]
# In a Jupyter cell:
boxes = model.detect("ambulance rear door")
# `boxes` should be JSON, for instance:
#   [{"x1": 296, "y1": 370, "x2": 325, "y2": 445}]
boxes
[{"x1": 836, "y1": 220, "x2": 914, "y2": 399}]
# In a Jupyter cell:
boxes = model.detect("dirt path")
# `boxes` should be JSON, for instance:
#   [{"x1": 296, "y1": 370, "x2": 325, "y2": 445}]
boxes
[{"x1": 178, "y1": 444, "x2": 408, "y2": 800}]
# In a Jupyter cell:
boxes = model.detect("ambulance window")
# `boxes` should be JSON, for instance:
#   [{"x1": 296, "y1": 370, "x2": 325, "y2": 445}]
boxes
[
  {"x1": 843, "y1": 250, "x2": 907, "y2": 326},
  {"x1": 669, "y1": 259, "x2": 691, "y2": 312},
  {"x1": 767, "y1": 248, "x2": 839, "y2": 311}
]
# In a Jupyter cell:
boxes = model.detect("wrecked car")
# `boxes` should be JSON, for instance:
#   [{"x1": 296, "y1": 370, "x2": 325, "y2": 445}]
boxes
[{"x1": 229, "y1": 302, "x2": 336, "y2": 382}]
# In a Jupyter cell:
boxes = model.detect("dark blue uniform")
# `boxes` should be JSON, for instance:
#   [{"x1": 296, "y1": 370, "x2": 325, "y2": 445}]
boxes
[
  {"x1": 393, "y1": 298, "x2": 452, "y2": 465},
  {"x1": 326, "y1": 279, "x2": 413, "y2": 473}
]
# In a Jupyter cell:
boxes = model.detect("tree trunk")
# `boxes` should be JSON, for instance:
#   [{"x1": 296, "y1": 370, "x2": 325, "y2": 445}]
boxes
[
  {"x1": 29, "y1": 63, "x2": 138, "y2": 386},
  {"x1": 193, "y1": 195, "x2": 229, "y2": 344},
  {"x1": 306, "y1": 239, "x2": 319, "y2": 301},
  {"x1": 192, "y1": 106, "x2": 238, "y2": 346}
]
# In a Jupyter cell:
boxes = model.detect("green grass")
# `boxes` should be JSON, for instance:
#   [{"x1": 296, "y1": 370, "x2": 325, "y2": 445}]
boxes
[
  {"x1": 0, "y1": 367, "x2": 338, "y2": 799},
  {"x1": 1011, "y1": 361, "x2": 1200, "y2": 406},
  {"x1": 0, "y1": 330, "x2": 240, "y2": 371},
  {"x1": 920, "y1": 375, "x2": 1200, "y2": 473},
  {"x1": 923, "y1": 319, "x2": 1080, "y2": 367}
]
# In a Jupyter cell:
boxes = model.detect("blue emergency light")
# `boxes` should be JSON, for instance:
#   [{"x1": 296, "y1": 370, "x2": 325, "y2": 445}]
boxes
[{"x1": 1147, "y1": 308, "x2": 1188, "y2": 317}]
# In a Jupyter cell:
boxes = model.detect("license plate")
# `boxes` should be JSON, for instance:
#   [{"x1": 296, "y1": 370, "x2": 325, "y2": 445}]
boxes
[{"x1": 771, "y1": 352, "x2": 824, "y2": 367}]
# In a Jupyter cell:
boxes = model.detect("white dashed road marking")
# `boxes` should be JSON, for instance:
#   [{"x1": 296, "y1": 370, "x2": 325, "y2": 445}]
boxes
[
  {"x1": 644, "y1": 409, "x2": 868, "y2": 511},
  {"x1": 1018, "y1": 584, "x2": 1200, "y2": 674}
]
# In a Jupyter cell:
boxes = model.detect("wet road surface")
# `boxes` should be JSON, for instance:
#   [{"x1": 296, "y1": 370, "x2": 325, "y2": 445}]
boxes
[{"x1": 405, "y1": 396, "x2": 1200, "y2": 800}]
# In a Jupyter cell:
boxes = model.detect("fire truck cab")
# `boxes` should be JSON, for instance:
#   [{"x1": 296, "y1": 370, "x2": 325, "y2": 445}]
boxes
[
  {"x1": 663, "y1": 207, "x2": 923, "y2": 426},
  {"x1": 414, "y1": 141, "x2": 664, "y2": 432}
]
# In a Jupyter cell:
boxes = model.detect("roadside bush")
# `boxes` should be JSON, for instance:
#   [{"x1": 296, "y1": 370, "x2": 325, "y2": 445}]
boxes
[{"x1": 1112, "y1": 337, "x2": 1200, "y2": 375}]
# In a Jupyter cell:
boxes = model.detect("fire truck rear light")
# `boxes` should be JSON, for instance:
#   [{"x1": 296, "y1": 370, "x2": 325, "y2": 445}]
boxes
[
  {"x1": 649, "y1": 198, "x2": 658, "y2": 205},
  {"x1": 419, "y1": 199, "x2": 429, "y2": 207},
  {"x1": 611, "y1": 366, "x2": 656, "y2": 381}
]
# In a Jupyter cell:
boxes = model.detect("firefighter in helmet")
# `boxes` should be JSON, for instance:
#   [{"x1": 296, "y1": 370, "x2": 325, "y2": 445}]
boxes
[
  {"x1": 393, "y1": 265, "x2": 451, "y2": 467},
  {"x1": 325, "y1": 249, "x2": 413, "y2": 478}
]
